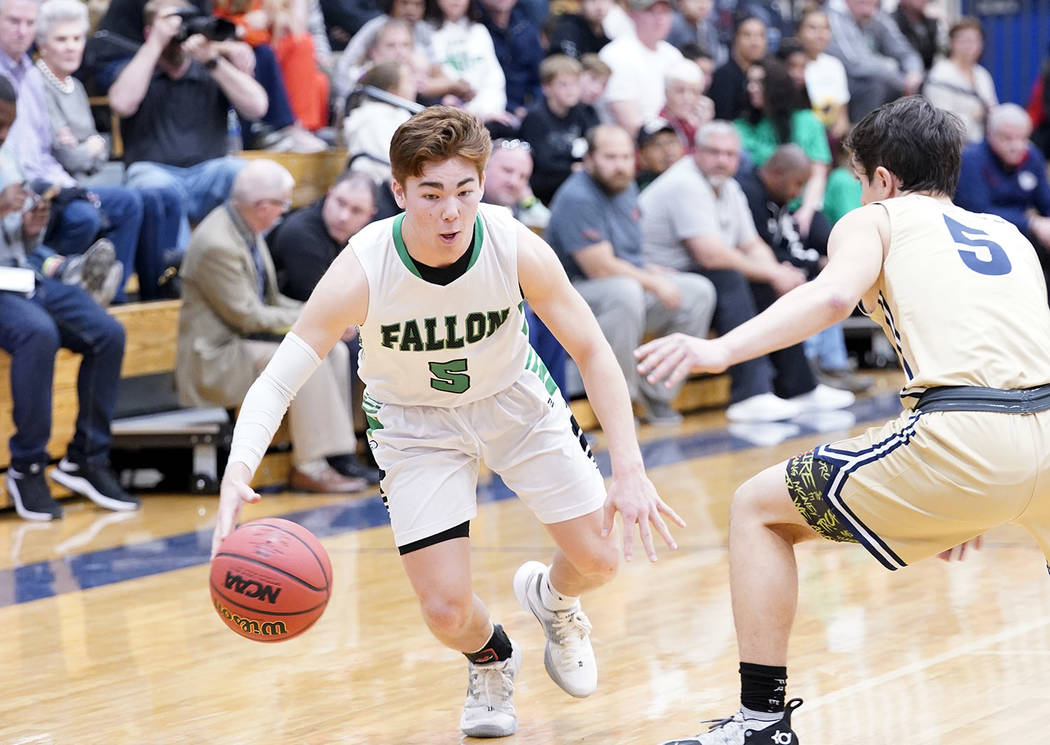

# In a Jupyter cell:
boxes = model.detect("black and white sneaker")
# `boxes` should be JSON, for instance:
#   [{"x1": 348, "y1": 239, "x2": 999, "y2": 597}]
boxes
[
  {"x1": 6, "y1": 463, "x2": 63, "y2": 521},
  {"x1": 659, "y1": 699, "x2": 803, "y2": 745},
  {"x1": 50, "y1": 458, "x2": 140, "y2": 512}
]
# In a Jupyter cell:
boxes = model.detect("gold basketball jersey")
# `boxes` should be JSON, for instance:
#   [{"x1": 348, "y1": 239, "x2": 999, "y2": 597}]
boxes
[{"x1": 863, "y1": 195, "x2": 1050, "y2": 403}]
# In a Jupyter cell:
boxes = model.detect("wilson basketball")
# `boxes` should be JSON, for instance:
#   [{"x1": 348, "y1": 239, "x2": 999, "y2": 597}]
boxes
[{"x1": 210, "y1": 518, "x2": 332, "y2": 642}]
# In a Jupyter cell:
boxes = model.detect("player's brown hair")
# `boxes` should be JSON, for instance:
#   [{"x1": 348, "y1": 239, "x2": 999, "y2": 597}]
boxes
[{"x1": 389, "y1": 106, "x2": 491, "y2": 185}]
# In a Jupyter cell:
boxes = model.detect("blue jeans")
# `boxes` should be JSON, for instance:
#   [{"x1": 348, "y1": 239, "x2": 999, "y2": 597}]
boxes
[
  {"x1": 44, "y1": 186, "x2": 145, "y2": 303},
  {"x1": 124, "y1": 157, "x2": 245, "y2": 252},
  {"x1": 136, "y1": 185, "x2": 184, "y2": 300},
  {"x1": 0, "y1": 278, "x2": 125, "y2": 469},
  {"x1": 803, "y1": 323, "x2": 851, "y2": 372}
]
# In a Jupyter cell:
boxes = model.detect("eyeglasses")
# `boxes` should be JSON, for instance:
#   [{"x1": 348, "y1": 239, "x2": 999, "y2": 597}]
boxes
[{"x1": 494, "y1": 138, "x2": 532, "y2": 154}]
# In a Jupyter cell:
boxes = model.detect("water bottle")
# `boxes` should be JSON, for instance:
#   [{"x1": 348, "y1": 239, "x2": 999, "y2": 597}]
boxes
[{"x1": 226, "y1": 109, "x2": 242, "y2": 154}]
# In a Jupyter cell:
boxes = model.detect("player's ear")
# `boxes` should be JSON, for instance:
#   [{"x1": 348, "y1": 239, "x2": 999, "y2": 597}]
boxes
[
  {"x1": 391, "y1": 179, "x2": 406, "y2": 209},
  {"x1": 873, "y1": 165, "x2": 895, "y2": 196}
]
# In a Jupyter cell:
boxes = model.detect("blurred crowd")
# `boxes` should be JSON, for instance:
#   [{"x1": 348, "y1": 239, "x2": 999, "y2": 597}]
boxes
[{"x1": 7, "y1": 0, "x2": 1050, "y2": 519}]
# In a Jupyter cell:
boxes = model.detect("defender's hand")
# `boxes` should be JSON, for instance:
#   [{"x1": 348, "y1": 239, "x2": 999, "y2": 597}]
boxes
[{"x1": 636, "y1": 333, "x2": 730, "y2": 389}]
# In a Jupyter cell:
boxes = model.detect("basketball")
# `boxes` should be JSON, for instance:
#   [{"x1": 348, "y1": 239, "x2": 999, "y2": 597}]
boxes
[{"x1": 209, "y1": 518, "x2": 333, "y2": 642}]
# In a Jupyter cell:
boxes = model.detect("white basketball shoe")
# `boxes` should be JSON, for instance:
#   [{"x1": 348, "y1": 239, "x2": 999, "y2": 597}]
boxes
[
  {"x1": 513, "y1": 560, "x2": 597, "y2": 698},
  {"x1": 460, "y1": 642, "x2": 522, "y2": 738}
]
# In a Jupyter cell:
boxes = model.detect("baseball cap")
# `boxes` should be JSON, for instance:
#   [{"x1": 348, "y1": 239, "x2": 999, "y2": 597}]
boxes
[
  {"x1": 636, "y1": 118, "x2": 676, "y2": 149},
  {"x1": 628, "y1": 0, "x2": 671, "y2": 9}
]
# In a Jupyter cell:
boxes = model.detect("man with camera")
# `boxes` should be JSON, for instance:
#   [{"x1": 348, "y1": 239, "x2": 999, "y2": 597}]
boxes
[{"x1": 108, "y1": 0, "x2": 268, "y2": 251}]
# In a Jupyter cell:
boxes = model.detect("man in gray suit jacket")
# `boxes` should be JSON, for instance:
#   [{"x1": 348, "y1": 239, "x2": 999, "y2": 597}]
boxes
[{"x1": 175, "y1": 159, "x2": 367, "y2": 493}]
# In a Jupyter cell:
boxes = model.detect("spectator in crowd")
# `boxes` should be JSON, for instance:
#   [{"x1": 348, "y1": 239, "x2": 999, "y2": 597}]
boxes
[
  {"x1": 707, "y1": 12, "x2": 765, "y2": 121},
  {"x1": 482, "y1": 137, "x2": 549, "y2": 229},
  {"x1": 519, "y1": 55, "x2": 599, "y2": 206},
  {"x1": 479, "y1": 0, "x2": 543, "y2": 117},
  {"x1": 108, "y1": 0, "x2": 267, "y2": 253},
  {"x1": 343, "y1": 59, "x2": 419, "y2": 213},
  {"x1": 822, "y1": 141, "x2": 862, "y2": 225},
  {"x1": 547, "y1": 124, "x2": 716, "y2": 425},
  {"x1": 636, "y1": 117, "x2": 683, "y2": 190},
  {"x1": 795, "y1": 3, "x2": 849, "y2": 141},
  {"x1": 954, "y1": 103, "x2": 1050, "y2": 298},
  {"x1": 660, "y1": 56, "x2": 713, "y2": 152},
  {"x1": 0, "y1": 75, "x2": 139, "y2": 522},
  {"x1": 666, "y1": 0, "x2": 723, "y2": 65},
  {"x1": 679, "y1": 40, "x2": 715, "y2": 92},
  {"x1": 320, "y1": 0, "x2": 381, "y2": 49},
  {"x1": 176, "y1": 160, "x2": 368, "y2": 493},
  {"x1": 0, "y1": 0, "x2": 148, "y2": 304},
  {"x1": 736, "y1": 144, "x2": 871, "y2": 392},
  {"x1": 827, "y1": 0, "x2": 923, "y2": 122},
  {"x1": 892, "y1": 0, "x2": 941, "y2": 71},
  {"x1": 598, "y1": 0, "x2": 683, "y2": 137},
  {"x1": 734, "y1": 56, "x2": 831, "y2": 237},
  {"x1": 478, "y1": 139, "x2": 566, "y2": 391},
  {"x1": 546, "y1": 0, "x2": 611, "y2": 60},
  {"x1": 213, "y1": 0, "x2": 331, "y2": 135},
  {"x1": 1028, "y1": 43, "x2": 1050, "y2": 158},
  {"x1": 267, "y1": 170, "x2": 383, "y2": 484},
  {"x1": 639, "y1": 120, "x2": 853, "y2": 420},
  {"x1": 578, "y1": 52, "x2": 610, "y2": 110},
  {"x1": 424, "y1": 0, "x2": 510, "y2": 124},
  {"x1": 29, "y1": 0, "x2": 184, "y2": 302},
  {"x1": 332, "y1": 0, "x2": 432, "y2": 108},
  {"x1": 923, "y1": 17, "x2": 997, "y2": 144}
]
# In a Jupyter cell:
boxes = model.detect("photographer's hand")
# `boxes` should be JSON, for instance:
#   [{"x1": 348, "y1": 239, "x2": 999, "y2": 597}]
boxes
[
  {"x1": 148, "y1": 7, "x2": 183, "y2": 49},
  {"x1": 183, "y1": 34, "x2": 217, "y2": 66}
]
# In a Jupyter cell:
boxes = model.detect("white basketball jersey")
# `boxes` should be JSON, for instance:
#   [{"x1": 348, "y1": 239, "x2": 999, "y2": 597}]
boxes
[
  {"x1": 353, "y1": 204, "x2": 532, "y2": 407},
  {"x1": 865, "y1": 195, "x2": 1050, "y2": 402}
]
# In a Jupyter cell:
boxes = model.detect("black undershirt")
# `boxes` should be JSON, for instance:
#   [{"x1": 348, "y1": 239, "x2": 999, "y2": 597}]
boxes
[{"x1": 409, "y1": 233, "x2": 475, "y2": 285}]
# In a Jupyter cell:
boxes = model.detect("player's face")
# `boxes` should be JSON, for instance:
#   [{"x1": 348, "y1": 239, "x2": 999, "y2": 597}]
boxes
[{"x1": 393, "y1": 156, "x2": 484, "y2": 253}]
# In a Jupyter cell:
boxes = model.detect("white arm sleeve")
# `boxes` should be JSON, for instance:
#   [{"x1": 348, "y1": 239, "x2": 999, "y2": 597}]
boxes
[{"x1": 227, "y1": 332, "x2": 323, "y2": 476}]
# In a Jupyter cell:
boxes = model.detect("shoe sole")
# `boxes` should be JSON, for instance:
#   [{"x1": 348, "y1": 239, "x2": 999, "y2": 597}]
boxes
[
  {"x1": 6, "y1": 474, "x2": 60, "y2": 521},
  {"x1": 460, "y1": 644, "x2": 522, "y2": 738},
  {"x1": 49, "y1": 467, "x2": 140, "y2": 512},
  {"x1": 512, "y1": 561, "x2": 596, "y2": 698}
]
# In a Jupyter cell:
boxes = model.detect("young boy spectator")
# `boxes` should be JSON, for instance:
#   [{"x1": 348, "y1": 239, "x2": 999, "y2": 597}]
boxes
[
  {"x1": 636, "y1": 117, "x2": 683, "y2": 190},
  {"x1": 519, "y1": 55, "x2": 599, "y2": 206},
  {"x1": 547, "y1": 0, "x2": 612, "y2": 60},
  {"x1": 578, "y1": 53, "x2": 610, "y2": 110}
]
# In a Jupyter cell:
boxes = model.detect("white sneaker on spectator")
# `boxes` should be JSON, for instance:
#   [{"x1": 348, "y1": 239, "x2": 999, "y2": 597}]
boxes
[
  {"x1": 460, "y1": 643, "x2": 522, "y2": 738},
  {"x1": 725, "y1": 393, "x2": 803, "y2": 423},
  {"x1": 789, "y1": 383, "x2": 855, "y2": 412}
]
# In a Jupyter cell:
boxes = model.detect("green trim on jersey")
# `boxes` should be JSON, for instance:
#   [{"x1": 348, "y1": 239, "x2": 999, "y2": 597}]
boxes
[
  {"x1": 525, "y1": 345, "x2": 558, "y2": 396},
  {"x1": 392, "y1": 213, "x2": 485, "y2": 281},
  {"x1": 362, "y1": 390, "x2": 384, "y2": 436}
]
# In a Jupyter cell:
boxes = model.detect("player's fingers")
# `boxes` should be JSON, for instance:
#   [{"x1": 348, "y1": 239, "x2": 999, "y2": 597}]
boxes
[
  {"x1": 621, "y1": 519, "x2": 635, "y2": 562},
  {"x1": 657, "y1": 498, "x2": 687, "y2": 528},
  {"x1": 974, "y1": 534, "x2": 984, "y2": 551},
  {"x1": 637, "y1": 517, "x2": 657, "y2": 562},
  {"x1": 649, "y1": 510, "x2": 677, "y2": 551},
  {"x1": 644, "y1": 347, "x2": 684, "y2": 384},
  {"x1": 663, "y1": 357, "x2": 694, "y2": 389},
  {"x1": 601, "y1": 500, "x2": 615, "y2": 538},
  {"x1": 634, "y1": 338, "x2": 673, "y2": 372}
]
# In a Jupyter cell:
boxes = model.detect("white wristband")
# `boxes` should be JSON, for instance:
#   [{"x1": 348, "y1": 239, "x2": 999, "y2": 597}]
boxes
[{"x1": 227, "y1": 332, "x2": 322, "y2": 476}]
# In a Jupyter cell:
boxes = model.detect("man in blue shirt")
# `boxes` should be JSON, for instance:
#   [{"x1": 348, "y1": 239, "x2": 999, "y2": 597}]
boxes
[
  {"x1": 955, "y1": 103, "x2": 1050, "y2": 300},
  {"x1": 546, "y1": 124, "x2": 715, "y2": 424}
]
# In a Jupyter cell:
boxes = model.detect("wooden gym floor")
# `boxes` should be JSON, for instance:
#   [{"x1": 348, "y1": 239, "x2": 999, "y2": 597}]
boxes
[{"x1": 1, "y1": 371, "x2": 1048, "y2": 745}]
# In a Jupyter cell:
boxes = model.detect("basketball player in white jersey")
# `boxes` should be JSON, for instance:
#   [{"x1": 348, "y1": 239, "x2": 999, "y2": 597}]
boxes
[
  {"x1": 637, "y1": 95, "x2": 1050, "y2": 744},
  {"x1": 211, "y1": 106, "x2": 684, "y2": 738}
]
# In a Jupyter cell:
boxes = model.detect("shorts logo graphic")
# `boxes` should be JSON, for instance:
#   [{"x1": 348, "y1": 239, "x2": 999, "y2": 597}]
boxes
[{"x1": 770, "y1": 730, "x2": 793, "y2": 745}]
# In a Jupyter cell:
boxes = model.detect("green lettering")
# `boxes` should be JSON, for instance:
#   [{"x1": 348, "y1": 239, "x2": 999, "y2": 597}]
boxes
[
  {"x1": 399, "y1": 320, "x2": 424, "y2": 351},
  {"x1": 465, "y1": 312, "x2": 486, "y2": 343},
  {"x1": 444, "y1": 315, "x2": 465, "y2": 348},
  {"x1": 424, "y1": 317, "x2": 444, "y2": 351},
  {"x1": 380, "y1": 324, "x2": 400, "y2": 349}
]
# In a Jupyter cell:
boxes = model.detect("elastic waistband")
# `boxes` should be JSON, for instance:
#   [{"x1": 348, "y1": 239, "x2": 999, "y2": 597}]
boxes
[{"x1": 915, "y1": 384, "x2": 1050, "y2": 413}]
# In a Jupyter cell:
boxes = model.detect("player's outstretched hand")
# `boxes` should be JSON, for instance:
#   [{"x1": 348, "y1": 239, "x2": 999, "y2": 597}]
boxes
[
  {"x1": 211, "y1": 461, "x2": 261, "y2": 558},
  {"x1": 937, "y1": 534, "x2": 984, "y2": 562},
  {"x1": 635, "y1": 333, "x2": 731, "y2": 389},
  {"x1": 602, "y1": 468, "x2": 685, "y2": 562}
]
